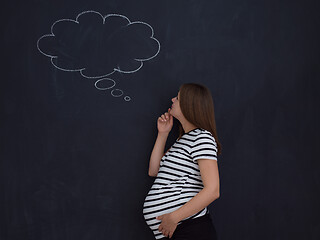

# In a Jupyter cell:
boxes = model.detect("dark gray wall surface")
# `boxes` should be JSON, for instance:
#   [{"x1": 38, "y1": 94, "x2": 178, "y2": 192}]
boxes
[{"x1": 2, "y1": 0, "x2": 319, "y2": 239}]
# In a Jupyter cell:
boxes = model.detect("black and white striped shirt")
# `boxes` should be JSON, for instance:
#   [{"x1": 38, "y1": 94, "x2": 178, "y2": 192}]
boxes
[{"x1": 143, "y1": 127, "x2": 218, "y2": 239}]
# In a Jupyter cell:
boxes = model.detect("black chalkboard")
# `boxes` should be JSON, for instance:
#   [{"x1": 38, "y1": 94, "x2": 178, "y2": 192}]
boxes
[{"x1": 2, "y1": 0, "x2": 319, "y2": 240}]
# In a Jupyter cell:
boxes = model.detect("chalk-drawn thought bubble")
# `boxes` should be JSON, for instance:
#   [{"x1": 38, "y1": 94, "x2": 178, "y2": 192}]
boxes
[{"x1": 37, "y1": 10, "x2": 161, "y2": 101}]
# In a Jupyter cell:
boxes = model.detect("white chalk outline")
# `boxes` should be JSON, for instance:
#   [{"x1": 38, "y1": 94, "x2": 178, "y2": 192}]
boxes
[
  {"x1": 111, "y1": 89, "x2": 124, "y2": 97},
  {"x1": 94, "y1": 77, "x2": 116, "y2": 90},
  {"x1": 124, "y1": 96, "x2": 131, "y2": 101},
  {"x1": 37, "y1": 10, "x2": 161, "y2": 79}
]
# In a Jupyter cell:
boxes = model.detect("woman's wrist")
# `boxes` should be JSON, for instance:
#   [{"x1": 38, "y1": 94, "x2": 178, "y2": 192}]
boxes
[
  {"x1": 169, "y1": 211, "x2": 181, "y2": 224},
  {"x1": 158, "y1": 131, "x2": 170, "y2": 137}
]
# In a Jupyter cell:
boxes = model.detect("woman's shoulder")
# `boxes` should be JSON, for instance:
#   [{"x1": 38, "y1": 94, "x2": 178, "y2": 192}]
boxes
[
  {"x1": 178, "y1": 128, "x2": 214, "y2": 142},
  {"x1": 196, "y1": 128, "x2": 216, "y2": 141},
  {"x1": 197, "y1": 128, "x2": 213, "y2": 135}
]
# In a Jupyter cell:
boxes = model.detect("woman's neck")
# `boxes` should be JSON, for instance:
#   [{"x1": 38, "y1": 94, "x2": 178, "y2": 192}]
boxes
[{"x1": 180, "y1": 120, "x2": 198, "y2": 134}]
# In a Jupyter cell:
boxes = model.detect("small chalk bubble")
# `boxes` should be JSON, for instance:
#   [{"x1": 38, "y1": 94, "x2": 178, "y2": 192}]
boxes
[
  {"x1": 124, "y1": 96, "x2": 131, "y2": 101},
  {"x1": 94, "y1": 78, "x2": 115, "y2": 90},
  {"x1": 111, "y1": 89, "x2": 123, "y2": 97}
]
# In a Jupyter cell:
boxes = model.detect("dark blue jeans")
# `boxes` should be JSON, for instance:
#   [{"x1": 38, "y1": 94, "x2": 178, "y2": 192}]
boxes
[{"x1": 160, "y1": 214, "x2": 218, "y2": 240}]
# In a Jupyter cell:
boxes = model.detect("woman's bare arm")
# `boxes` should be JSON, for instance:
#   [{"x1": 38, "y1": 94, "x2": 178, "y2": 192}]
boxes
[
  {"x1": 149, "y1": 107, "x2": 173, "y2": 177},
  {"x1": 148, "y1": 132, "x2": 169, "y2": 177}
]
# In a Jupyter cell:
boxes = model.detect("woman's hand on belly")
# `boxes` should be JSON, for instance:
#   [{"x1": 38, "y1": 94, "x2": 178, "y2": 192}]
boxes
[{"x1": 156, "y1": 212, "x2": 179, "y2": 238}]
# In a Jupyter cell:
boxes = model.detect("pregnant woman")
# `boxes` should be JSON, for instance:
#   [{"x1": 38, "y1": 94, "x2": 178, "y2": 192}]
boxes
[{"x1": 143, "y1": 83, "x2": 222, "y2": 240}]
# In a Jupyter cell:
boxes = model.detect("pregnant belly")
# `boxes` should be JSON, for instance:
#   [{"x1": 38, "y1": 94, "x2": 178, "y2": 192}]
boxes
[
  {"x1": 143, "y1": 186, "x2": 183, "y2": 216},
  {"x1": 143, "y1": 175, "x2": 202, "y2": 221},
  {"x1": 142, "y1": 182, "x2": 203, "y2": 240},
  {"x1": 142, "y1": 186, "x2": 185, "y2": 240}
]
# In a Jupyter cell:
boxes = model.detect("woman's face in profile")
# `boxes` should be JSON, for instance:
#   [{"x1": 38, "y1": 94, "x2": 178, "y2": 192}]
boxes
[{"x1": 170, "y1": 91, "x2": 182, "y2": 119}]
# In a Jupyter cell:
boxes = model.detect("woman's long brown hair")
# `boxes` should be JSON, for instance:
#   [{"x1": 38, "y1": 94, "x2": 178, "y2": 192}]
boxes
[{"x1": 177, "y1": 83, "x2": 222, "y2": 155}]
